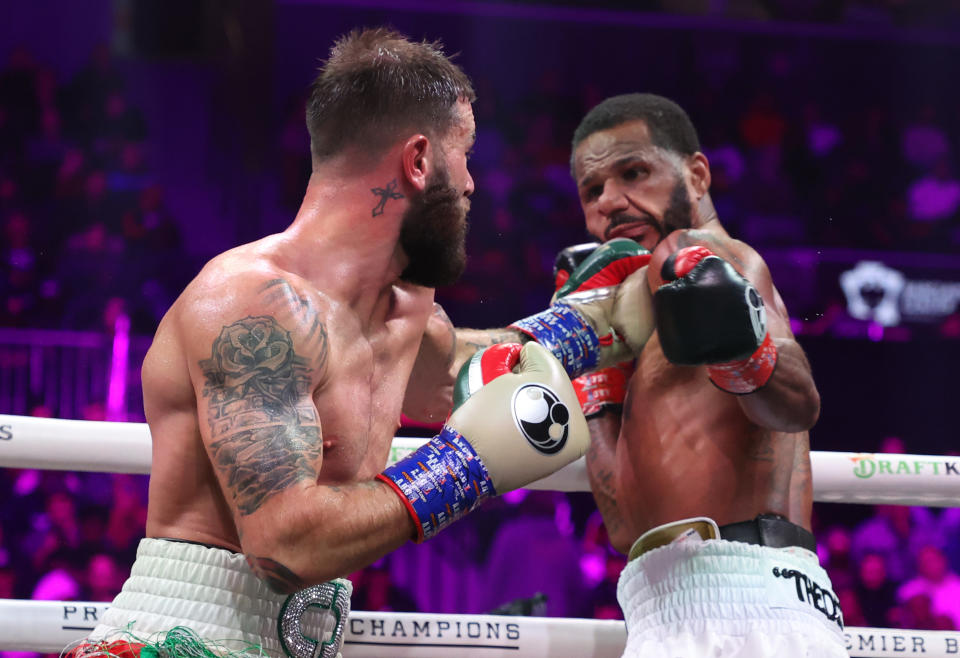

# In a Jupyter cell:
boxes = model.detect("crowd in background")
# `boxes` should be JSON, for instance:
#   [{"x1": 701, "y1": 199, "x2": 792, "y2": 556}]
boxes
[
  {"x1": 499, "y1": 0, "x2": 960, "y2": 27},
  {"x1": 0, "y1": 45, "x2": 187, "y2": 334},
  {"x1": 2, "y1": 5, "x2": 960, "y2": 652}
]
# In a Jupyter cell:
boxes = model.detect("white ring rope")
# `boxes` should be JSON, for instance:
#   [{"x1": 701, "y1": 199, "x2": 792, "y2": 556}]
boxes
[
  {"x1": 1, "y1": 414, "x2": 958, "y2": 506},
  {"x1": 0, "y1": 420, "x2": 957, "y2": 657},
  {"x1": 0, "y1": 599, "x2": 956, "y2": 658}
]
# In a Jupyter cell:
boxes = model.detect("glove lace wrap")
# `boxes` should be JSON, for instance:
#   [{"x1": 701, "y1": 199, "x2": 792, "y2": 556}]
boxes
[
  {"x1": 378, "y1": 426, "x2": 495, "y2": 542},
  {"x1": 509, "y1": 303, "x2": 600, "y2": 378}
]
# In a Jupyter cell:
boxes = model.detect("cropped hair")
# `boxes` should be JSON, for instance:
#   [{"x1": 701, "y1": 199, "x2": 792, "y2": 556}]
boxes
[
  {"x1": 571, "y1": 93, "x2": 701, "y2": 171},
  {"x1": 306, "y1": 27, "x2": 475, "y2": 164}
]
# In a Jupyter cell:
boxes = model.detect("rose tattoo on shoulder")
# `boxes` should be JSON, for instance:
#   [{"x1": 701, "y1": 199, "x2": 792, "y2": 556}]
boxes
[
  {"x1": 201, "y1": 316, "x2": 310, "y2": 417},
  {"x1": 199, "y1": 315, "x2": 323, "y2": 515}
]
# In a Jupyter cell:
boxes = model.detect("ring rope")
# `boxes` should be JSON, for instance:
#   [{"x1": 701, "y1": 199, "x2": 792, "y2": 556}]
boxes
[
  {"x1": 0, "y1": 599, "x2": 957, "y2": 658},
  {"x1": 1, "y1": 414, "x2": 958, "y2": 506}
]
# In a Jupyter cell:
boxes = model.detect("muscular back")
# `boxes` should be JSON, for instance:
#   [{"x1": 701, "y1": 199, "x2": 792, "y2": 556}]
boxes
[
  {"x1": 595, "y1": 225, "x2": 814, "y2": 553},
  {"x1": 142, "y1": 237, "x2": 436, "y2": 553}
]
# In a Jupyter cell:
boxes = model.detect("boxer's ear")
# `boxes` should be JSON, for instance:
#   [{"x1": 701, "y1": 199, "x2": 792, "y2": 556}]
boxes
[
  {"x1": 401, "y1": 134, "x2": 430, "y2": 192},
  {"x1": 687, "y1": 152, "x2": 711, "y2": 200}
]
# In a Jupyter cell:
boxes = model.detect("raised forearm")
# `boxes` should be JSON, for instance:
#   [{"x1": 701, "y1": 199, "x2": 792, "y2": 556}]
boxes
[
  {"x1": 452, "y1": 327, "x2": 528, "y2": 372},
  {"x1": 737, "y1": 338, "x2": 820, "y2": 433},
  {"x1": 243, "y1": 479, "x2": 415, "y2": 592}
]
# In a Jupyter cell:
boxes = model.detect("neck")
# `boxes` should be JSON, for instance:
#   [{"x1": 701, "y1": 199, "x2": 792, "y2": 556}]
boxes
[
  {"x1": 282, "y1": 164, "x2": 411, "y2": 321},
  {"x1": 692, "y1": 192, "x2": 720, "y2": 229}
]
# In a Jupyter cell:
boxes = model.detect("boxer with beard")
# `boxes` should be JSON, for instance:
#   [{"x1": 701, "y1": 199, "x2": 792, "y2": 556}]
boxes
[{"x1": 70, "y1": 29, "x2": 589, "y2": 658}]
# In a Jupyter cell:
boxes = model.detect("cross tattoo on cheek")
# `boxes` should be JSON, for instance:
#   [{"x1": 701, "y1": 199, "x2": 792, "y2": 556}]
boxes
[{"x1": 371, "y1": 178, "x2": 404, "y2": 217}]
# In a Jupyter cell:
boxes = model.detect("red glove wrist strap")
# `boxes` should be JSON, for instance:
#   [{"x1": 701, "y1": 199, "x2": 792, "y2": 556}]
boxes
[
  {"x1": 573, "y1": 366, "x2": 631, "y2": 417},
  {"x1": 707, "y1": 333, "x2": 778, "y2": 394}
]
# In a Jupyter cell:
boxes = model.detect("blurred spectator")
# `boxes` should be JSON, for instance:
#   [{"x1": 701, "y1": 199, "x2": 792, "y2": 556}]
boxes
[
  {"x1": 896, "y1": 545, "x2": 960, "y2": 629},
  {"x1": 83, "y1": 552, "x2": 127, "y2": 604},
  {"x1": 0, "y1": 566, "x2": 17, "y2": 599},
  {"x1": 821, "y1": 525, "x2": 855, "y2": 591},
  {"x1": 30, "y1": 548, "x2": 84, "y2": 601},
  {"x1": 892, "y1": 592, "x2": 956, "y2": 631},
  {"x1": 104, "y1": 474, "x2": 148, "y2": 561},
  {"x1": 24, "y1": 491, "x2": 81, "y2": 571},
  {"x1": 850, "y1": 504, "x2": 943, "y2": 583},
  {"x1": 835, "y1": 587, "x2": 867, "y2": 628},
  {"x1": 941, "y1": 506, "x2": 960, "y2": 574},
  {"x1": 902, "y1": 105, "x2": 951, "y2": 170},
  {"x1": 905, "y1": 156, "x2": 960, "y2": 243},
  {"x1": 855, "y1": 552, "x2": 898, "y2": 628}
]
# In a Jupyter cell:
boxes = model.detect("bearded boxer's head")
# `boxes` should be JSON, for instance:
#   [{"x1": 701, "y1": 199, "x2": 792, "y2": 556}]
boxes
[
  {"x1": 398, "y1": 161, "x2": 469, "y2": 287},
  {"x1": 570, "y1": 93, "x2": 708, "y2": 252}
]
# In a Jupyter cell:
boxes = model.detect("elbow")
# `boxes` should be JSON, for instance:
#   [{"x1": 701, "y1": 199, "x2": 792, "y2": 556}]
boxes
[
  {"x1": 240, "y1": 516, "x2": 332, "y2": 593},
  {"x1": 747, "y1": 382, "x2": 820, "y2": 433},
  {"x1": 781, "y1": 385, "x2": 820, "y2": 433},
  {"x1": 244, "y1": 551, "x2": 309, "y2": 595},
  {"x1": 794, "y1": 381, "x2": 821, "y2": 432}
]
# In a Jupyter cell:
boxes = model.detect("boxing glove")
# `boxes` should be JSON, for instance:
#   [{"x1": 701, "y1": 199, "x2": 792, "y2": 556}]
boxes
[
  {"x1": 379, "y1": 342, "x2": 588, "y2": 542},
  {"x1": 553, "y1": 241, "x2": 600, "y2": 290},
  {"x1": 552, "y1": 242, "x2": 635, "y2": 418},
  {"x1": 654, "y1": 246, "x2": 778, "y2": 394},
  {"x1": 509, "y1": 238, "x2": 655, "y2": 379}
]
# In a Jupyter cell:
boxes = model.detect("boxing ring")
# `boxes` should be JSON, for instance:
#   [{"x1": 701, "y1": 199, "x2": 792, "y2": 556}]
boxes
[{"x1": 1, "y1": 413, "x2": 959, "y2": 657}]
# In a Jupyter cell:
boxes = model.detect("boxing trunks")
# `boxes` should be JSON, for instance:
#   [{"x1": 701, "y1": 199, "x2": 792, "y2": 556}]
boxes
[
  {"x1": 69, "y1": 538, "x2": 351, "y2": 658},
  {"x1": 617, "y1": 516, "x2": 849, "y2": 658}
]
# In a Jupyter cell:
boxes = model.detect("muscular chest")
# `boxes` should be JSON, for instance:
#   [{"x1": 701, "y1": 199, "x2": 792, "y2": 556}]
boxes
[{"x1": 312, "y1": 306, "x2": 429, "y2": 482}]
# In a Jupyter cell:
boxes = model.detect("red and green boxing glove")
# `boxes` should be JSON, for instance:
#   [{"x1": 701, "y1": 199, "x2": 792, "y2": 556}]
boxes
[
  {"x1": 508, "y1": 238, "x2": 655, "y2": 381},
  {"x1": 550, "y1": 242, "x2": 636, "y2": 418}
]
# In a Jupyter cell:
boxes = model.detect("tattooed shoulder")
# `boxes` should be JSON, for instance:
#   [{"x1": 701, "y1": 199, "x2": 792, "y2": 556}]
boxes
[
  {"x1": 199, "y1": 315, "x2": 323, "y2": 515},
  {"x1": 258, "y1": 278, "x2": 330, "y2": 372}
]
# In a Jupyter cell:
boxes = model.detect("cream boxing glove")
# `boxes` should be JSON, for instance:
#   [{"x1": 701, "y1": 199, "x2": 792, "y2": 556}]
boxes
[{"x1": 379, "y1": 342, "x2": 588, "y2": 541}]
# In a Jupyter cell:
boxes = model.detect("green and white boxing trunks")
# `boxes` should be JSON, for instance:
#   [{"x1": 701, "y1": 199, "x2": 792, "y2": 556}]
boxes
[{"x1": 86, "y1": 538, "x2": 351, "y2": 658}]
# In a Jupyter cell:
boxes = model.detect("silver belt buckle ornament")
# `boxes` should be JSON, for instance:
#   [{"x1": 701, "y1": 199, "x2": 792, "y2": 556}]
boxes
[{"x1": 278, "y1": 579, "x2": 352, "y2": 658}]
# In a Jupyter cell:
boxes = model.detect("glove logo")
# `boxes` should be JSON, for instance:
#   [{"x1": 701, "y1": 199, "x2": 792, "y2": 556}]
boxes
[
  {"x1": 511, "y1": 384, "x2": 569, "y2": 455},
  {"x1": 745, "y1": 285, "x2": 767, "y2": 344}
]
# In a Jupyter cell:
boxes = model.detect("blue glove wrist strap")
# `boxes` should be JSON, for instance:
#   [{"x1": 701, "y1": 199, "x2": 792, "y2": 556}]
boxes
[
  {"x1": 380, "y1": 426, "x2": 495, "y2": 541},
  {"x1": 509, "y1": 304, "x2": 600, "y2": 378}
]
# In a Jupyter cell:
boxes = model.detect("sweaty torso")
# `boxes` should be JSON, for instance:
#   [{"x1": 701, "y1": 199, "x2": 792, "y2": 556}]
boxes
[
  {"x1": 141, "y1": 242, "x2": 433, "y2": 551},
  {"x1": 615, "y1": 228, "x2": 811, "y2": 542}
]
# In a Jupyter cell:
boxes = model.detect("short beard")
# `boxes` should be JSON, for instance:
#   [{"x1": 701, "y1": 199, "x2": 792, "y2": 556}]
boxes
[
  {"x1": 398, "y1": 170, "x2": 468, "y2": 288},
  {"x1": 604, "y1": 177, "x2": 694, "y2": 243},
  {"x1": 661, "y1": 177, "x2": 694, "y2": 235}
]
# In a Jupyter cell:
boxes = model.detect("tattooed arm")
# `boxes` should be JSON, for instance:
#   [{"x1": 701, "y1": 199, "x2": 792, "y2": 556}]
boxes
[{"x1": 183, "y1": 272, "x2": 412, "y2": 592}]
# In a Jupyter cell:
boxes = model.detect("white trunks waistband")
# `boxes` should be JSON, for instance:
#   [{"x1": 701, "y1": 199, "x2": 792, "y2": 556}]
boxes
[
  {"x1": 88, "y1": 538, "x2": 352, "y2": 658},
  {"x1": 617, "y1": 535, "x2": 845, "y2": 643}
]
